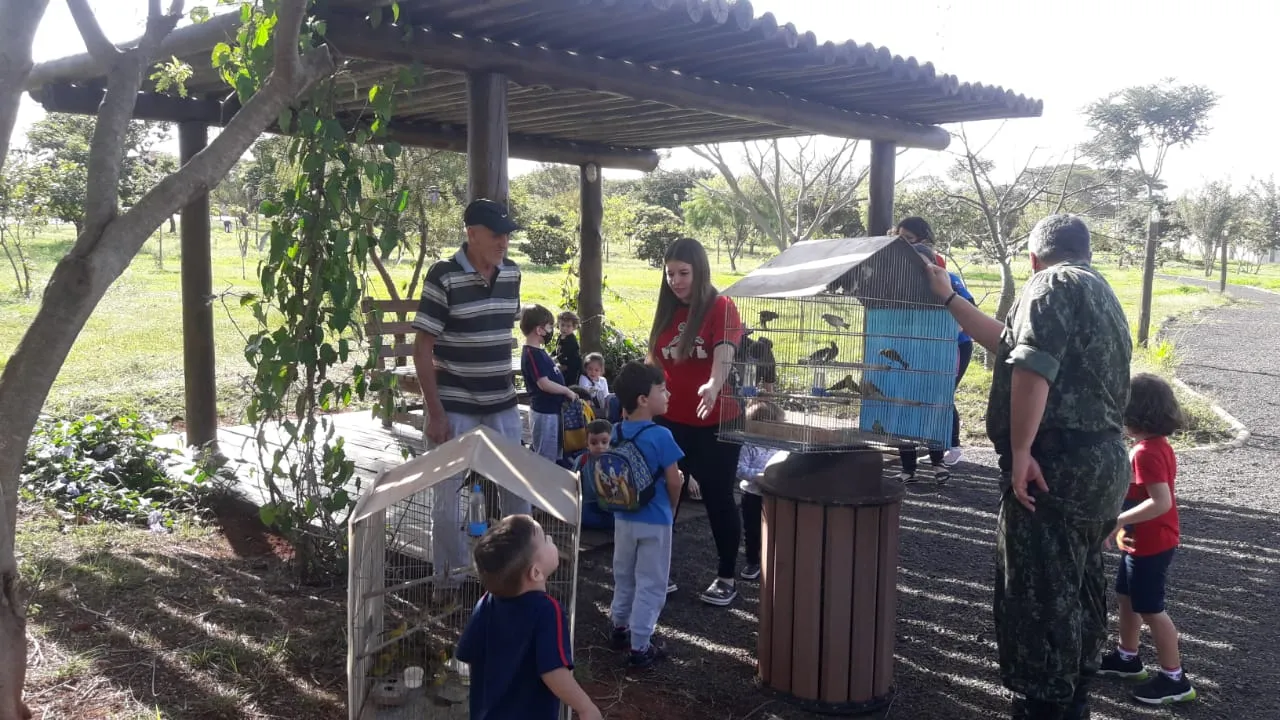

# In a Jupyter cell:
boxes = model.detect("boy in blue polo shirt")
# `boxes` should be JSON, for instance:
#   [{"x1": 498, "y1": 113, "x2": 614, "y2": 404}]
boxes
[
  {"x1": 456, "y1": 514, "x2": 601, "y2": 720},
  {"x1": 604, "y1": 362, "x2": 684, "y2": 669}
]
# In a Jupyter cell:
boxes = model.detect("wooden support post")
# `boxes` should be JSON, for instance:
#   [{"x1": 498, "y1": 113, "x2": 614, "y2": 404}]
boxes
[
  {"x1": 867, "y1": 141, "x2": 896, "y2": 237},
  {"x1": 466, "y1": 72, "x2": 509, "y2": 204},
  {"x1": 179, "y1": 122, "x2": 218, "y2": 452},
  {"x1": 1220, "y1": 233, "x2": 1229, "y2": 294},
  {"x1": 579, "y1": 163, "x2": 605, "y2": 355}
]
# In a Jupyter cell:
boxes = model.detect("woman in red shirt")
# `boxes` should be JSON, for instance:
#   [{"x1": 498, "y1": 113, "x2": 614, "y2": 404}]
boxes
[
  {"x1": 647, "y1": 238, "x2": 744, "y2": 608},
  {"x1": 1097, "y1": 373, "x2": 1196, "y2": 705}
]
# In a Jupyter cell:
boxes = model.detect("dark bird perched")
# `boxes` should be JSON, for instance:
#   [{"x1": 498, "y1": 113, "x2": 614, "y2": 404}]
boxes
[
  {"x1": 879, "y1": 348, "x2": 910, "y2": 369},
  {"x1": 805, "y1": 341, "x2": 839, "y2": 365},
  {"x1": 871, "y1": 420, "x2": 886, "y2": 434},
  {"x1": 822, "y1": 313, "x2": 850, "y2": 330},
  {"x1": 758, "y1": 310, "x2": 779, "y2": 329},
  {"x1": 861, "y1": 380, "x2": 885, "y2": 399},
  {"x1": 828, "y1": 374, "x2": 860, "y2": 394}
]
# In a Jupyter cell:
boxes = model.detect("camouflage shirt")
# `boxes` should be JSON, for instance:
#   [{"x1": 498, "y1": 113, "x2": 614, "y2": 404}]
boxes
[{"x1": 987, "y1": 262, "x2": 1133, "y2": 517}]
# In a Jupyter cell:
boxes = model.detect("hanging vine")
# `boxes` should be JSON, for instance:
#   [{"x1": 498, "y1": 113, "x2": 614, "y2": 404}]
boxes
[{"x1": 218, "y1": 0, "x2": 410, "y2": 578}]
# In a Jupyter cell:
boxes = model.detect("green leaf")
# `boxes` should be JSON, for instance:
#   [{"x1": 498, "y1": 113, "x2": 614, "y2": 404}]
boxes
[
  {"x1": 259, "y1": 504, "x2": 277, "y2": 526},
  {"x1": 391, "y1": 2, "x2": 400, "y2": 23},
  {"x1": 383, "y1": 141, "x2": 401, "y2": 160},
  {"x1": 394, "y1": 187, "x2": 410, "y2": 213},
  {"x1": 234, "y1": 72, "x2": 256, "y2": 103},
  {"x1": 240, "y1": 3, "x2": 252, "y2": 24},
  {"x1": 259, "y1": 199, "x2": 282, "y2": 217},
  {"x1": 190, "y1": 6, "x2": 211, "y2": 23},
  {"x1": 239, "y1": 293, "x2": 257, "y2": 307},
  {"x1": 277, "y1": 107, "x2": 293, "y2": 133},
  {"x1": 368, "y1": 85, "x2": 380, "y2": 104}
]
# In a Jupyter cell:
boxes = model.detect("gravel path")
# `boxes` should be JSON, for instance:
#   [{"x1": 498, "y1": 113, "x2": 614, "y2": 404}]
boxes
[{"x1": 572, "y1": 279, "x2": 1279, "y2": 719}]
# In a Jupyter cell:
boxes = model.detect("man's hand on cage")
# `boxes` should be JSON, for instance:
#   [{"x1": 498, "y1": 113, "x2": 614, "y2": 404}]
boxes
[{"x1": 924, "y1": 263, "x2": 953, "y2": 300}]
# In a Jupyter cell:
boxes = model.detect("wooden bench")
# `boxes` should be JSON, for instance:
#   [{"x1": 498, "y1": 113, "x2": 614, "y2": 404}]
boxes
[{"x1": 362, "y1": 298, "x2": 523, "y2": 431}]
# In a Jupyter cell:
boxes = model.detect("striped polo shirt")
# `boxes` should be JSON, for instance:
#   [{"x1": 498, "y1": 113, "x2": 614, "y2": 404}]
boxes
[{"x1": 412, "y1": 244, "x2": 521, "y2": 415}]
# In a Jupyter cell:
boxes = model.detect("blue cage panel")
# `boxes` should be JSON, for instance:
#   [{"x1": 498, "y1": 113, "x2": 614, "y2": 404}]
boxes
[{"x1": 858, "y1": 308, "x2": 958, "y2": 448}]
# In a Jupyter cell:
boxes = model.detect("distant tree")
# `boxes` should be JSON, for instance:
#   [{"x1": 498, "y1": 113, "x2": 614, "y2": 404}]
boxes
[
  {"x1": 631, "y1": 205, "x2": 683, "y2": 267},
  {"x1": 623, "y1": 167, "x2": 714, "y2": 218},
  {"x1": 691, "y1": 137, "x2": 869, "y2": 251},
  {"x1": 0, "y1": 151, "x2": 40, "y2": 296},
  {"x1": 520, "y1": 212, "x2": 576, "y2": 267},
  {"x1": 24, "y1": 113, "x2": 171, "y2": 232},
  {"x1": 1179, "y1": 181, "x2": 1243, "y2": 275},
  {"x1": 938, "y1": 127, "x2": 1105, "y2": 321},
  {"x1": 682, "y1": 177, "x2": 758, "y2": 270},
  {"x1": 513, "y1": 162, "x2": 580, "y2": 203},
  {"x1": 1243, "y1": 176, "x2": 1280, "y2": 272}
]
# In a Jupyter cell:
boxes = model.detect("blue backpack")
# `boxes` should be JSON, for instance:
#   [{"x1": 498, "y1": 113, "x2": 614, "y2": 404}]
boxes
[{"x1": 581, "y1": 425, "x2": 661, "y2": 513}]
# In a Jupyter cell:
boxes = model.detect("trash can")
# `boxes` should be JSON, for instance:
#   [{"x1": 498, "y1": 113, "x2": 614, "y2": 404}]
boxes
[{"x1": 757, "y1": 450, "x2": 903, "y2": 714}]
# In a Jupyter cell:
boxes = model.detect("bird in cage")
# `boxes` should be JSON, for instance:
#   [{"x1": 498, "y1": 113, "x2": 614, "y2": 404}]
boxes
[
  {"x1": 879, "y1": 348, "x2": 910, "y2": 369},
  {"x1": 822, "y1": 312, "x2": 850, "y2": 329},
  {"x1": 827, "y1": 374, "x2": 860, "y2": 394},
  {"x1": 872, "y1": 420, "x2": 886, "y2": 434},
  {"x1": 758, "y1": 309, "x2": 779, "y2": 329},
  {"x1": 862, "y1": 380, "x2": 886, "y2": 399},
  {"x1": 804, "y1": 341, "x2": 839, "y2": 365}
]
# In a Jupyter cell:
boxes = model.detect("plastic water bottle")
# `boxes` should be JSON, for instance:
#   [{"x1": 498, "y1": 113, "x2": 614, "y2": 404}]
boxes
[{"x1": 465, "y1": 483, "x2": 487, "y2": 539}]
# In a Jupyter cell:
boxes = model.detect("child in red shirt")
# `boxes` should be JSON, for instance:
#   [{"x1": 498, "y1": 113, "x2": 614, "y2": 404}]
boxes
[{"x1": 1097, "y1": 373, "x2": 1196, "y2": 705}]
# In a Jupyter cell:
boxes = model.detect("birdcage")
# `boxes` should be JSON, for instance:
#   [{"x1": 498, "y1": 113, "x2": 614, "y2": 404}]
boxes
[
  {"x1": 719, "y1": 235, "x2": 959, "y2": 454},
  {"x1": 348, "y1": 426, "x2": 582, "y2": 720}
]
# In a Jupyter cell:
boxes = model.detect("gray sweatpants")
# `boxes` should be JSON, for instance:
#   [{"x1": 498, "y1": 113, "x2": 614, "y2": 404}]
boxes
[
  {"x1": 428, "y1": 407, "x2": 531, "y2": 585},
  {"x1": 610, "y1": 518, "x2": 673, "y2": 652},
  {"x1": 529, "y1": 410, "x2": 561, "y2": 464}
]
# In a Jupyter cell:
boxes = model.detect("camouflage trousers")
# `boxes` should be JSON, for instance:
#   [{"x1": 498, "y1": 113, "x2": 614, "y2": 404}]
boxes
[{"x1": 993, "y1": 489, "x2": 1113, "y2": 705}]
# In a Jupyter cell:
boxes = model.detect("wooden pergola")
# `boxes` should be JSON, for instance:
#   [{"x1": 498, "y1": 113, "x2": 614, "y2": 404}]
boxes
[{"x1": 24, "y1": 0, "x2": 1041, "y2": 451}]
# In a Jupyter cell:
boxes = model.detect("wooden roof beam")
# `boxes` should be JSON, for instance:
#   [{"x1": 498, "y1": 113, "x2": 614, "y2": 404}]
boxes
[
  {"x1": 322, "y1": 17, "x2": 951, "y2": 151},
  {"x1": 30, "y1": 83, "x2": 661, "y2": 172}
]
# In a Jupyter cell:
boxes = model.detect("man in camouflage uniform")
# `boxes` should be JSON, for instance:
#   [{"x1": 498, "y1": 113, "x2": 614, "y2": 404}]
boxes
[{"x1": 924, "y1": 215, "x2": 1132, "y2": 719}]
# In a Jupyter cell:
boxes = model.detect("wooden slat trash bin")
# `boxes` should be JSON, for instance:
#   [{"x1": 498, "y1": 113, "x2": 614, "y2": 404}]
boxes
[{"x1": 757, "y1": 451, "x2": 904, "y2": 715}]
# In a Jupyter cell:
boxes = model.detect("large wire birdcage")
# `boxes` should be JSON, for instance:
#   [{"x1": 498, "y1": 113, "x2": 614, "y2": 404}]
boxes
[
  {"x1": 348, "y1": 427, "x2": 581, "y2": 720},
  {"x1": 719, "y1": 236, "x2": 959, "y2": 454}
]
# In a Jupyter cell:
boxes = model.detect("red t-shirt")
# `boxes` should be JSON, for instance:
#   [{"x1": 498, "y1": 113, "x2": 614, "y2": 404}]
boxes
[
  {"x1": 1124, "y1": 435, "x2": 1180, "y2": 556},
  {"x1": 653, "y1": 295, "x2": 743, "y2": 427}
]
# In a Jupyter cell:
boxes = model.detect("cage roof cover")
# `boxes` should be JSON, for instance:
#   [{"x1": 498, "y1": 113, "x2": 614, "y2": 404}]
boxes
[
  {"x1": 351, "y1": 426, "x2": 581, "y2": 527},
  {"x1": 722, "y1": 235, "x2": 938, "y2": 305}
]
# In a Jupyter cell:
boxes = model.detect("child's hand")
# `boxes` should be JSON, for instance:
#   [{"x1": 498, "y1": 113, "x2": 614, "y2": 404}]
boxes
[{"x1": 578, "y1": 707, "x2": 603, "y2": 720}]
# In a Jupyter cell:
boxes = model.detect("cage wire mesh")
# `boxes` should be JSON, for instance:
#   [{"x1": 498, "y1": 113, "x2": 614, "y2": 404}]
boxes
[
  {"x1": 719, "y1": 236, "x2": 959, "y2": 454},
  {"x1": 349, "y1": 447, "x2": 580, "y2": 720}
]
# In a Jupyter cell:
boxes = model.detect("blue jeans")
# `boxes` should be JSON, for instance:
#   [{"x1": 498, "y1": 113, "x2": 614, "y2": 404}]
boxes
[
  {"x1": 428, "y1": 407, "x2": 530, "y2": 585},
  {"x1": 529, "y1": 410, "x2": 561, "y2": 463},
  {"x1": 610, "y1": 518, "x2": 673, "y2": 651}
]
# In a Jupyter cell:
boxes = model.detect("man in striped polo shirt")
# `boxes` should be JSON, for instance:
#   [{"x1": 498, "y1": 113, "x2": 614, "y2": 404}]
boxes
[{"x1": 413, "y1": 198, "x2": 532, "y2": 587}]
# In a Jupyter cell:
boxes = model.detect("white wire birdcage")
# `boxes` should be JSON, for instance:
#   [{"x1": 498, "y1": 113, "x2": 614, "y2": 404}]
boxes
[
  {"x1": 719, "y1": 236, "x2": 960, "y2": 454},
  {"x1": 348, "y1": 426, "x2": 581, "y2": 720}
]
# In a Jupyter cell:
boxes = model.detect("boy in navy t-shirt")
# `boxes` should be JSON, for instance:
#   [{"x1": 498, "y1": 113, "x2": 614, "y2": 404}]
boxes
[
  {"x1": 605, "y1": 362, "x2": 685, "y2": 669},
  {"x1": 520, "y1": 304, "x2": 580, "y2": 464},
  {"x1": 456, "y1": 514, "x2": 601, "y2": 720}
]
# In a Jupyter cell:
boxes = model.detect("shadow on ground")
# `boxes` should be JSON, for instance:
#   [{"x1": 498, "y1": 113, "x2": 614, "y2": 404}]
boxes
[
  {"x1": 20, "y1": 498, "x2": 347, "y2": 720},
  {"x1": 573, "y1": 449, "x2": 1276, "y2": 719}
]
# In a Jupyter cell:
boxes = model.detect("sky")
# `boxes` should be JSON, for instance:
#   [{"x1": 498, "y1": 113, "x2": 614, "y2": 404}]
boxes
[{"x1": 17, "y1": 0, "x2": 1280, "y2": 195}]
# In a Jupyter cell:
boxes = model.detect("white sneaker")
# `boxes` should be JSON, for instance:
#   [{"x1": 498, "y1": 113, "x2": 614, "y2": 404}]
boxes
[{"x1": 942, "y1": 447, "x2": 963, "y2": 467}]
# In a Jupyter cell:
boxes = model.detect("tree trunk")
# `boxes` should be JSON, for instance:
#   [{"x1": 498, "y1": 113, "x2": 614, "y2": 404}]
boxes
[{"x1": 995, "y1": 258, "x2": 1017, "y2": 323}]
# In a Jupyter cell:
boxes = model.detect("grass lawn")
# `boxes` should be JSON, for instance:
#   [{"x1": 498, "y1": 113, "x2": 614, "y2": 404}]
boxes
[
  {"x1": 0, "y1": 223, "x2": 1233, "y2": 444},
  {"x1": 1158, "y1": 256, "x2": 1280, "y2": 292}
]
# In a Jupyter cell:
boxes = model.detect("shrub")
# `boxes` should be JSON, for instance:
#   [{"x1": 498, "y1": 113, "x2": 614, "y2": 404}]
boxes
[
  {"x1": 631, "y1": 205, "x2": 684, "y2": 268},
  {"x1": 519, "y1": 213, "x2": 576, "y2": 267},
  {"x1": 21, "y1": 412, "x2": 207, "y2": 526}
]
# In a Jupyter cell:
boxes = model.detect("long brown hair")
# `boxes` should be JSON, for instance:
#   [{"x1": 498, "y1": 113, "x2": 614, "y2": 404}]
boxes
[{"x1": 648, "y1": 237, "x2": 717, "y2": 364}]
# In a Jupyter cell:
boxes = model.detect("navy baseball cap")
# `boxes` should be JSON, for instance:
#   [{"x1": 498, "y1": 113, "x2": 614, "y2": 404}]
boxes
[{"x1": 464, "y1": 198, "x2": 521, "y2": 235}]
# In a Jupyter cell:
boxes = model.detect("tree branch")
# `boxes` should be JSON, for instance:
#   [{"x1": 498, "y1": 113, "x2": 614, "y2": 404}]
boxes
[
  {"x1": 66, "y1": 0, "x2": 122, "y2": 62},
  {"x1": 78, "y1": 0, "x2": 183, "y2": 252}
]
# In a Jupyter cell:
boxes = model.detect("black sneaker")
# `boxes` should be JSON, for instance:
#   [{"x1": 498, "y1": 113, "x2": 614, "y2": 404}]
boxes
[
  {"x1": 610, "y1": 626, "x2": 629, "y2": 651},
  {"x1": 934, "y1": 470, "x2": 952, "y2": 486},
  {"x1": 740, "y1": 563, "x2": 761, "y2": 581},
  {"x1": 699, "y1": 578, "x2": 738, "y2": 606},
  {"x1": 628, "y1": 642, "x2": 668, "y2": 670},
  {"x1": 1097, "y1": 650, "x2": 1149, "y2": 680},
  {"x1": 1132, "y1": 672, "x2": 1196, "y2": 705}
]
